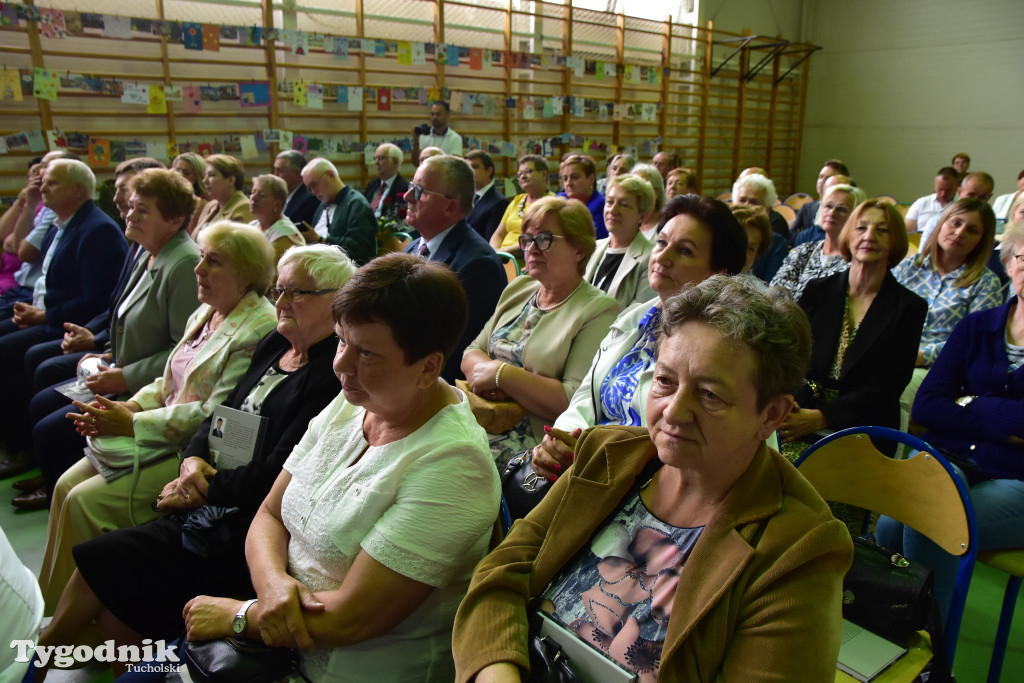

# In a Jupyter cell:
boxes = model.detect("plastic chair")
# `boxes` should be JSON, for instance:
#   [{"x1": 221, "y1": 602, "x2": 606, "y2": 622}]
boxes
[
  {"x1": 774, "y1": 203, "x2": 796, "y2": 225},
  {"x1": 977, "y1": 548, "x2": 1024, "y2": 682},
  {"x1": 877, "y1": 195, "x2": 899, "y2": 206},
  {"x1": 378, "y1": 230, "x2": 412, "y2": 255},
  {"x1": 716, "y1": 191, "x2": 732, "y2": 202},
  {"x1": 794, "y1": 426, "x2": 978, "y2": 665},
  {"x1": 784, "y1": 192, "x2": 813, "y2": 211},
  {"x1": 495, "y1": 251, "x2": 520, "y2": 283}
]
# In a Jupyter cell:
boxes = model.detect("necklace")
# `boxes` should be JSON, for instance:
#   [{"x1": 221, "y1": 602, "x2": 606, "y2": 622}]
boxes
[{"x1": 536, "y1": 280, "x2": 584, "y2": 312}]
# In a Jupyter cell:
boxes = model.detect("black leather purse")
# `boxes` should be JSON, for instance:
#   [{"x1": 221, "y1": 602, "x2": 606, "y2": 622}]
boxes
[
  {"x1": 181, "y1": 637, "x2": 308, "y2": 683},
  {"x1": 526, "y1": 611, "x2": 579, "y2": 683},
  {"x1": 842, "y1": 537, "x2": 934, "y2": 646},
  {"x1": 501, "y1": 450, "x2": 552, "y2": 521}
]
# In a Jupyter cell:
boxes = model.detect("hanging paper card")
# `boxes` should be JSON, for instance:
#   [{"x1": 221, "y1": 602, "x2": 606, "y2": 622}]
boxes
[
  {"x1": 572, "y1": 97, "x2": 584, "y2": 117},
  {"x1": 0, "y1": 4, "x2": 19, "y2": 26},
  {"x1": 121, "y1": 83, "x2": 149, "y2": 105},
  {"x1": 469, "y1": 48, "x2": 482, "y2": 70},
  {"x1": 239, "y1": 82, "x2": 270, "y2": 108},
  {"x1": 238, "y1": 135, "x2": 257, "y2": 159},
  {"x1": 291, "y1": 30, "x2": 308, "y2": 55},
  {"x1": 642, "y1": 103, "x2": 656, "y2": 122},
  {"x1": 435, "y1": 44, "x2": 448, "y2": 66},
  {"x1": 552, "y1": 97, "x2": 563, "y2": 115},
  {"x1": 347, "y1": 87, "x2": 363, "y2": 111},
  {"x1": 427, "y1": 87, "x2": 441, "y2": 102},
  {"x1": 375, "y1": 40, "x2": 386, "y2": 57},
  {"x1": 412, "y1": 43, "x2": 426, "y2": 65},
  {"x1": 182, "y1": 22, "x2": 202, "y2": 50},
  {"x1": 242, "y1": 26, "x2": 262, "y2": 46},
  {"x1": 504, "y1": 98, "x2": 516, "y2": 109},
  {"x1": 448, "y1": 45, "x2": 459, "y2": 66},
  {"x1": 461, "y1": 94, "x2": 474, "y2": 115},
  {"x1": 624, "y1": 64, "x2": 635, "y2": 83},
  {"x1": 197, "y1": 142, "x2": 213, "y2": 157},
  {"x1": 500, "y1": 141, "x2": 517, "y2": 158},
  {"x1": 332, "y1": 37, "x2": 348, "y2": 60},
  {"x1": 198, "y1": 24, "x2": 218, "y2": 51},
  {"x1": 572, "y1": 56, "x2": 584, "y2": 78},
  {"x1": 450, "y1": 91, "x2": 463, "y2": 111},
  {"x1": 183, "y1": 85, "x2": 202, "y2": 113},
  {"x1": 418, "y1": 88, "x2": 428, "y2": 104},
  {"x1": 164, "y1": 85, "x2": 182, "y2": 101},
  {"x1": 102, "y1": 15, "x2": 132, "y2": 39},
  {"x1": 542, "y1": 98, "x2": 554, "y2": 118},
  {"x1": 336, "y1": 86, "x2": 347, "y2": 105},
  {"x1": 38, "y1": 9, "x2": 66, "y2": 39},
  {"x1": 360, "y1": 39, "x2": 374, "y2": 54},
  {"x1": 293, "y1": 82, "x2": 308, "y2": 106},
  {"x1": 523, "y1": 99, "x2": 535, "y2": 120},
  {"x1": 482, "y1": 96, "x2": 495, "y2": 117},
  {"x1": 364, "y1": 143, "x2": 375, "y2": 166},
  {"x1": 46, "y1": 129, "x2": 66, "y2": 150},
  {"x1": 604, "y1": 62, "x2": 617, "y2": 78},
  {"x1": 148, "y1": 85, "x2": 167, "y2": 114},
  {"x1": 0, "y1": 70, "x2": 21, "y2": 102},
  {"x1": 292, "y1": 135, "x2": 308, "y2": 154},
  {"x1": 595, "y1": 62, "x2": 605, "y2": 82},
  {"x1": 398, "y1": 42, "x2": 412, "y2": 65},
  {"x1": 32, "y1": 68, "x2": 58, "y2": 101},
  {"x1": 166, "y1": 142, "x2": 179, "y2": 159},
  {"x1": 377, "y1": 86, "x2": 391, "y2": 111},
  {"x1": 307, "y1": 84, "x2": 323, "y2": 109},
  {"x1": 279, "y1": 131, "x2": 294, "y2": 149},
  {"x1": 145, "y1": 142, "x2": 167, "y2": 160},
  {"x1": 88, "y1": 137, "x2": 110, "y2": 167},
  {"x1": 613, "y1": 104, "x2": 624, "y2": 121},
  {"x1": 25, "y1": 130, "x2": 46, "y2": 152}
]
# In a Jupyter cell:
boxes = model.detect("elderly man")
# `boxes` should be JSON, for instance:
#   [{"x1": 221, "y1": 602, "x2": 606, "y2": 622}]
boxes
[
  {"x1": 732, "y1": 172, "x2": 789, "y2": 238},
  {"x1": 302, "y1": 158, "x2": 378, "y2": 266},
  {"x1": 404, "y1": 155, "x2": 505, "y2": 382},
  {"x1": 0, "y1": 159, "x2": 127, "y2": 478},
  {"x1": 411, "y1": 101, "x2": 464, "y2": 163},
  {"x1": 919, "y1": 171, "x2": 995, "y2": 243},
  {"x1": 904, "y1": 166, "x2": 960, "y2": 234},
  {"x1": 789, "y1": 159, "x2": 849, "y2": 242},
  {"x1": 652, "y1": 151, "x2": 681, "y2": 181},
  {"x1": 465, "y1": 150, "x2": 510, "y2": 240},
  {"x1": 273, "y1": 150, "x2": 320, "y2": 229},
  {"x1": 364, "y1": 143, "x2": 411, "y2": 219}
]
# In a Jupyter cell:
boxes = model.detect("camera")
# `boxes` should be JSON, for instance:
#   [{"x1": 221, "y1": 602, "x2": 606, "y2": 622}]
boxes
[{"x1": 414, "y1": 123, "x2": 431, "y2": 136}]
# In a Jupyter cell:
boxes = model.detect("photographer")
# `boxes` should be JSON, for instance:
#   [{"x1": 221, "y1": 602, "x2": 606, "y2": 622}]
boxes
[{"x1": 412, "y1": 101, "x2": 463, "y2": 162}]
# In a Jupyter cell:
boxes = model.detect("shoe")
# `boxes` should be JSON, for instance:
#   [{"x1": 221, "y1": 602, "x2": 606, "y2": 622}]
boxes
[
  {"x1": 0, "y1": 452, "x2": 34, "y2": 479},
  {"x1": 11, "y1": 486, "x2": 49, "y2": 511},
  {"x1": 12, "y1": 474, "x2": 44, "y2": 491}
]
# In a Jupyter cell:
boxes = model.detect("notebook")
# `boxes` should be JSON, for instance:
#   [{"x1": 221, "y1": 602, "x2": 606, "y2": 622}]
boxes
[{"x1": 837, "y1": 618, "x2": 908, "y2": 682}]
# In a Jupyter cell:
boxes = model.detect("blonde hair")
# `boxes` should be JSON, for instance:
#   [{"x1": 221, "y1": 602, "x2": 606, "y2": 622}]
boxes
[
  {"x1": 522, "y1": 196, "x2": 597, "y2": 275},
  {"x1": 198, "y1": 221, "x2": 275, "y2": 295}
]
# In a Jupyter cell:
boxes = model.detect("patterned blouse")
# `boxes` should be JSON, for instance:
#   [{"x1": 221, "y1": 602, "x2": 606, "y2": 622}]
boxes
[
  {"x1": 893, "y1": 254, "x2": 1003, "y2": 366},
  {"x1": 770, "y1": 241, "x2": 848, "y2": 300},
  {"x1": 599, "y1": 305, "x2": 661, "y2": 426}
]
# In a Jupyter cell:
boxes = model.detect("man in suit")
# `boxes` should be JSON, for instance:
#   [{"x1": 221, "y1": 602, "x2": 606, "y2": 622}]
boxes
[
  {"x1": 404, "y1": 155, "x2": 506, "y2": 382},
  {"x1": 274, "y1": 150, "x2": 320, "y2": 230},
  {"x1": 0, "y1": 159, "x2": 127, "y2": 477},
  {"x1": 364, "y1": 143, "x2": 410, "y2": 220},
  {"x1": 302, "y1": 158, "x2": 378, "y2": 266},
  {"x1": 465, "y1": 150, "x2": 510, "y2": 241}
]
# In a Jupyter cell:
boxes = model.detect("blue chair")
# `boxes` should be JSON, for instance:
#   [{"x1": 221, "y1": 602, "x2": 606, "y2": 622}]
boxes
[
  {"x1": 977, "y1": 548, "x2": 1024, "y2": 682},
  {"x1": 794, "y1": 426, "x2": 978, "y2": 665}
]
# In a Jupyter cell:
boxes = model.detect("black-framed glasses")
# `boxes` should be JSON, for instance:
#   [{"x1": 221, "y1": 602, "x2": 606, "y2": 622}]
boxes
[
  {"x1": 517, "y1": 169, "x2": 536, "y2": 179},
  {"x1": 519, "y1": 232, "x2": 567, "y2": 252},
  {"x1": 272, "y1": 287, "x2": 335, "y2": 302},
  {"x1": 409, "y1": 184, "x2": 451, "y2": 201}
]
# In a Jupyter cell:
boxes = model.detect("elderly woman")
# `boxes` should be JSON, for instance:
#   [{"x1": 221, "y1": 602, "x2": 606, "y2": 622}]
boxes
[
  {"x1": 532, "y1": 195, "x2": 747, "y2": 480},
  {"x1": 181, "y1": 253, "x2": 500, "y2": 682},
  {"x1": 464, "y1": 197, "x2": 620, "y2": 465},
  {"x1": 489, "y1": 154, "x2": 552, "y2": 260},
  {"x1": 557, "y1": 154, "x2": 607, "y2": 239},
  {"x1": 173, "y1": 152, "x2": 209, "y2": 235},
  {"x1": 453, "y1": 276, "x2": 853, "y2": 682},
  {"x1": 596, "y1": 153, "x2": 635, "y2": 194},
  {"x1": 630, "y1": 163, "x2": 666, "y2": 242},
  {"x1": 665, "y1": 167, "x2": 697, "y2": 202},
  {"x1": 779, "y1": 200, "x2": 927, "y2": 455},
  {"x1": 33, "y1": 246, "x2": 355, "y2": 677},
  {"x1": 37, "y1": 221, "x2": 277, "y2": 611},
  {"x1": 877, "y1": 222, "x2": 1024, "y2": 621},
  {"x1": 17, "y1": 169, "x2": 202, "y2": 508},
  {"x1": 770, "y1": 183, "x2": 866, "y2": 299},
  {"x1": 190, "y1": 154, "x2": 254, "y2": 236},
  {"x1": 731, "y1": 172, "x2": 791, "y2": 238},
  {"x1": 248, "y1": 173, "x2": 305, "y2": 264},
  {"x1": 894, "y1": 197, "x2": 1001, "y2": 422},
  {"x1": 586, "y1": 174, "x2": 655, "y2": 308}
]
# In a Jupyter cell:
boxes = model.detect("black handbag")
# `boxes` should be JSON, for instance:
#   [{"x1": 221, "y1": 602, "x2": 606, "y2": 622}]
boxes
[
  {"x1": 842, "y1": 536, "x2": 934, "y2": 646},
  {"x1": 526, "y1": 611, "x2": 579, "y2": 683},
  {"x1": 181, "y1": 637, "x2": 307, "y2": 683},
  {"x1": 501, "y1": 450, "x2": 552, "y2": 521}
]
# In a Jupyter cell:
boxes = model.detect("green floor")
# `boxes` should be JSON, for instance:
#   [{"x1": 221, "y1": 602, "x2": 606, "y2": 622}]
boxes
[{"x1": 2, "y1": 469, "x2": 1020, "y2": 682}]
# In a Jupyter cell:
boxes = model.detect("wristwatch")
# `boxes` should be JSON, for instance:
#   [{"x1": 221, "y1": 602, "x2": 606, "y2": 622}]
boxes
[{"x1": 232, "y1": 598, "x2": 258, "y2": 636}]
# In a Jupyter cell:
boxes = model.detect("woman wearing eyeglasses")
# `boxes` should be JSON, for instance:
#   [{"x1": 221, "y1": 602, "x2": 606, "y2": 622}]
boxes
[
  {"x1": 464, "y1": 197, "x2": 620, "y2": 466},
  {"x1": 489, "y1": 155, "x2": 553, "y2": 262},
  {"x1": 770, "y1": 183, "x2": 865, "y2": 299}
]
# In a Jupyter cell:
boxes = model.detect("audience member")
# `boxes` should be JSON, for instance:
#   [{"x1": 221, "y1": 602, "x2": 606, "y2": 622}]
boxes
[
  {"x1": 249, "y1": 174, "x2": 305, "y2": 264},
  {"x1": 464, "y1": 150, "x2": 510, "y2": 240},
  {"x1": 731, "y1": 172, "x2": 788, "y2": 238},
  {"x1": 454, "y1": 276, "x2": 851, "y2": 682},
  {"x1": 905, "y1": 166, "x2": 959, "y2": 233},
  {"x1": 665, "y1": 166, "x2": 697, "y2": 202},
  {"x1": 412, "y1": 100, "x2": 464, "y2": 161},
  {"x1": 629, "y1": 163, "x2": 666, "y2": 242},
  {"x1": 419, "y1": 146, "x2": 445, "y2": 164},
  {"x1": 789, "y1": 159, "x2": 849, "y2": 241},
  {"x1": 302, "y1": 157, "x2": 378, "y2": 265},
  {"x1": 952, "y1": 152, "x2": 971, "y2": 177},
  {"x1": 586, "y1": 174, "x2": 655, "y2": 308},
  {"x1": 488, "y1": 154, "x2": 552, "y2": 261},
  {"x1": 771, "y1": 184, "x2": 865, "y2": 299},
  {"x1": 651, "y1": 150, "x2": 681, "y2": 180},
  {"x1": 273, "y1": 150, "x2": 320, "y2": 229},
  {"x1": 363, "y1": 142, "x2": 410, "y2": 219},
  {"x1": 731, "y1": 204, "x2": 775, "y2": 281},
  {"x1": 792, "y1": 173, "x2": 853, "y2": 246},
  {"x1": 992, "y1": 170, "x2": 1024, "y2": 220},
  {"x1": 558, "y1": 153, "x2": 607, "y2": 239},
  {"x1": 0, "y1": 526, "x2": 42, "y2": 682},
  {"x1": 172, "y1": 153, "x2": 209, "y2": 234},
  {"x1": 463, "y1": 197, "x2": 619, "y2": 465},
  {"x1": 404, "y1": 154, "x2": 506, "y2": 382},
  {"x1": 596, "y1": 153, "x2": 635, "y2": 194},
  {"x1": 919, "y1": 171, "x2": 995, "y2": 243},
  {"x1": 190, "y1": 154, "x2": 254, "y2": 235}
]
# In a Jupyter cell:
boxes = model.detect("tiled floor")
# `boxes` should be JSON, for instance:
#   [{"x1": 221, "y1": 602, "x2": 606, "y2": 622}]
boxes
[{"x1": 1, "y1": 468, "x2": 1021, "y2": 683}]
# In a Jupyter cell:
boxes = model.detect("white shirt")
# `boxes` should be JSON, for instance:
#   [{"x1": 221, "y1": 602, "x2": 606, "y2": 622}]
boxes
[
  {"x1": 419, "y1": 222, "x2": 459, "y2": 259},
  {"x1": 905, "y1": 193, "x2": 950, "y2": 232},
  {"x1": 372, "y1": 175, "x2": 396, "y2": 218},
  {"x1": 32, "y1": 210, "x2": 75, "y2": 309},
  {"x1": 418, "y1": 127, "x2": 463, "y2": 155}
]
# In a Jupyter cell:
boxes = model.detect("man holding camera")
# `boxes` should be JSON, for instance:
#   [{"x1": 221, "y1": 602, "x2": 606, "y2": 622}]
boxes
[{"x1": 412, "y1": 101, "x2": 463, "y2": 162}]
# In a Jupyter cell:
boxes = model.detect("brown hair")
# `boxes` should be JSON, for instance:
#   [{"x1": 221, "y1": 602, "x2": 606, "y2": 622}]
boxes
[
  {"x1": 522, "y1": 196, "x2": 597, "y2": 275},
  {"x1": 917, "y1": 197, "x2": 996, "y2": 288},
  {"x1": 205, "y1": 154, "x2": 246, "y2": 191},
  {"x1": 130, "y1": 168, "x2": 197, "y2": 227},
  {"x1": 838, "y1": 200, "x2": 909, "y2": 268}
]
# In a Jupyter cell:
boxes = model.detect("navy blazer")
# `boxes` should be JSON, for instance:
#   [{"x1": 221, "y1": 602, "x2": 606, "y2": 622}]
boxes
[
  {"x1": 796, "y1": 269, "x2": 926, "y2": 431},
  {"x1": 406, "y1": 220, "x2": 506, "y2": 382},
  {"x1": 38, "y1": 200, "x2": 128, "y2": 330},
  {"x1": 466, "y1": 185, "x2": 511, "y2": 240},
  {"x1": 283, "y1": 183, "x2": 320, "y2": 229},
  {"x1": 364, "y1": 173, "x2": 411, "y2": 209}
]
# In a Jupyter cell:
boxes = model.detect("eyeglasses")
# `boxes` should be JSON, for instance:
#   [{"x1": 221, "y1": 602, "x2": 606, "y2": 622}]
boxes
[
  {"x1": 272, "y1": 287, "x2": 335, "y2": 302},
  {"x1": 373, "y1": 155, "x2": 394, "y2": 162},
  {"x1": 519, "y1": 232, "x2": 568, "y2": 252},
  {"x1": 409, "y1": 184, "x2": 452, "y2": 201},
  {"x1": 821, "y1": 203, "x2": 851, "y2": 216},
  {"x1": 517, "y1": 169, "x2": 536, "y2": 179}
]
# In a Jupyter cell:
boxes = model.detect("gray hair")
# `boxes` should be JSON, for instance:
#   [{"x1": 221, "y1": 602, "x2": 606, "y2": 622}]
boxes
[
  {"x1": 629, "y1": 164, "x2": 665, "y2": 212},
  {"x1": 1000, "y1": 223, "x2": 1024, "y2": 269},
  {"x1": 424, "y1": 155, "x2": 474, "y2": 214},
  {"x1": 657, "y1": 275, "x2": 811, "y2": 410},
  {"x1": 608, "y1": 174, "x2": 655, "y2": 216},
  {"x1": 277, "y1": 244, "x2": 357, "y2": 290},
  {"x1": 732, "y1": 173, "x2": 778, "y2": 207},
  {"x1": 822, "y1": 183, "x2": 866, "y2": 208},
  {"x1": 49, "y1": 159, "x2": 96, "y2": 198},
  {"x1": 608, "y1": 153, "x2": 636, "y2": 172},
  {"x1": 198, "y1": 221, "x2": 275, "y2": 296},
  {"x1": 376, "y1": 143, "x2": 403, "y2": 165},
  {"x1": 302, "y1": 157, "x2": 338, "y2": 178},
  {"x1": 276, "y1": 150, "x2": 308, "y2": 171},
  {"x1": 253, "y1": 174, "x2": 288, "y2": 202}
]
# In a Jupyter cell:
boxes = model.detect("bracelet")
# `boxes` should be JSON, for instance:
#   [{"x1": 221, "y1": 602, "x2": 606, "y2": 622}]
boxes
[{"x1": 495, "y1": 362, "x2": 508, "y2": 389}]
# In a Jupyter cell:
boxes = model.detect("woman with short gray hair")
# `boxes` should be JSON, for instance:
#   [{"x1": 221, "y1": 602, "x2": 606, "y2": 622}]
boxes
[{"x1": 249, "y1": 174, "x2": 305, "y2": 265}]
